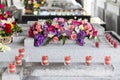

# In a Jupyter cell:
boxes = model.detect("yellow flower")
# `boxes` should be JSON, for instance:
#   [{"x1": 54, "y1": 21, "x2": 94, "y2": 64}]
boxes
[
  {"x1": 9, "y1": 23, "x2": 14, "y2": 29},
  {"x1": 79, "y1": 25, "x2": 85, "y2": 30},
  {"x1": 34, "y1": 3, "x2": 40, "y2": 8}
]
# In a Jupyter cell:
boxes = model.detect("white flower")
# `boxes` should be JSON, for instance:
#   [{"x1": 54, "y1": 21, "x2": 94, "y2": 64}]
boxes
[
  {"x1": 0, "y1": 43, "x2": 11, "y2": 52},
  {"x1": 48, "y1": 32, "x2": 55, "y2": 38},
  {"x1": 62, "y1": 33, "x2": 67, "y2": 36},
  {"x1": 1, "y1": 20, "x2": 7, "y2": 24},
  {"x1": 75, "y1": 27, "x2": 80, "y2": 33},
  {"x1": 67, "y1": 19, "x2": 73, "y2": 24},
  {"x1": 77, "y1": 18, "x2": 82, "y2": 21}
]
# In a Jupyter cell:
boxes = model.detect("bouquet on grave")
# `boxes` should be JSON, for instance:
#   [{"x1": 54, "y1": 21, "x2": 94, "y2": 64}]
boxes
[{"x1": 28, "y1": 18, "x2": 98, "y2": 46}]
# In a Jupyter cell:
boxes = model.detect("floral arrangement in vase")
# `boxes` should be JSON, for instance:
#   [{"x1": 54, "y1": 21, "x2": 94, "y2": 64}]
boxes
[
  {"x1": 0, "y1": 4, "x2": 22, "y2": 44},
  {"x1": 28, "y1": 18, "x2": 98, "y2": 47},
  {"x1": 24, "y1": 0, "x2": 46, "y2": 14}
]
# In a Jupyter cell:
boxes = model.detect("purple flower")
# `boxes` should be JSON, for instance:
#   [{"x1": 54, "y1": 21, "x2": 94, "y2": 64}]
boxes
[
  {"x1": 77, "y1": 39, "x2": 85, "y2": 46},
  {"x1": 34, "y1": 41, "x2": 41, "y2": 46},
  {"x1": 64, "y1": 30, "x2": 72, "y2": 36},
  {"x1": 53, "y1": 18, "x2": 58, "y2": 22},
  {"x1": 77, "y1": 30, "x2": 86, "y2": 39},
  {"x1": 77, "y1": 31, "x2": 86, "y2": 46},
  {"x1": 60, "y1": 22, "x2": 65, "y2": 27},
  {"x1": 34, "y1": 34, "x2": 46, "y2": 46},
  {"x1": 45, "y1": 22, "x2": 51, "y2": 27}
]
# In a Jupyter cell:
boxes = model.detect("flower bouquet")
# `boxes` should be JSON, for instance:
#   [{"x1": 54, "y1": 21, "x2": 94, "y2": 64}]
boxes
[
  {"x1": 0, "y1": 4, "x2": 22, "y2": 44},
  {"x1": 28, "y1": 18, "x2": 98, "y2": 47},
  {"x1": 24, "y1": 0, "x2": 46, "y2": 14}
]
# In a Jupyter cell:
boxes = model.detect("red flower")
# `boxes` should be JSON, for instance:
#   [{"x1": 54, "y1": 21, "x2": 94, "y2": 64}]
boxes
[
  {"x1": 0, "y1": 4, "x2": 4, "y2": 9},
  {"x1": 0, "y1": 14, "x2": 4, "y2": 19},
  {"x1": 12, "y1": 22, "x2": 16, "y2": 25},
  {"x1": 5, "y1": 11, "x2": 11, "y2": 17},
  {"x1": 48, "y1": 26, "x2": 55, "y2": 32},
  {"x1": 4, "y1": 23, "x2": 12, "y2": 33}
]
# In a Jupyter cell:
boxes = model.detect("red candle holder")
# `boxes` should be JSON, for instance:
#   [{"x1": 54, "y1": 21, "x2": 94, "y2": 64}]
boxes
[
  {"x1": 8, "y1": 62, "x2": 16, "y2": 73},
  {"x1": 15, "y1": 56, "x2": 22, "y2": 65},
  {"x1": 105, "y1": 56, "x2": 111, "y2": 65},
  {"x1": 106, "y1": 34, "x2": 110, "y2": 38},
  {"x1": 106, "y1": 34, "x2": 111, "y2": 40},
  {"x1": 19, "y1": 48, "x2": 25, "y2": 58},
  {"x1": 108, "y1": 37, "x2": 113, "y2": 42},
  {"x1": 95, "y1": 42, "x2": 100, "y2": 48},
  {"x1": 111, "y1": 39, "x2": 114, "y2": 45},
  {"x1": 42, "y1": 56, "x2": 49, "y2": 65},
  {"x1": 86, "y1": 56, "x2": 92, "y2": 65},
  {"x1": 64, "y1": 56, "x2": 71, "y2": 65},
  {"x1": 113, "y1": 41, "x2": 118, "y2": 48}
]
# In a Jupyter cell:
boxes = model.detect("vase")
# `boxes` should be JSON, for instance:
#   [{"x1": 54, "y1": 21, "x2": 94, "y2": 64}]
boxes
[{"x1": 0, "y1": 36, "x2": 12, "y2": 44}]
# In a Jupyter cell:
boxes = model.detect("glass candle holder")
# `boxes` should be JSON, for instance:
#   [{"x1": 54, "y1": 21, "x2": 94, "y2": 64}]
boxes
[
  {"x1": 105, "y1": 56, "x2": 111, "y2": 65},
  {"x1": 8, "y1": 62, "x2": 16, "y2": 73},
  {"x1": 95, "y1": 42, "x2": 100, "y2": 48},
  {"x1": 64, "y1": 56, "x2": 71, "y2": 65},
  {"x1": 15, "y1": 56, "x2": 22, "y2": 65},
  {"x1": 19, "y1": 48, "x2": 25, "y2": 58},
  {"x1": 42, "y1": 56, "x2": 49, "y2": 65},
  {"x1": 86, "y1": 56, "x2": 92, "y2": 65}
]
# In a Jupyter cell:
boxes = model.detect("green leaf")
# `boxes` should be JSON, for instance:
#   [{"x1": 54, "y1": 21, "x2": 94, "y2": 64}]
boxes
[
  {"x1": 95, "y1": 36, "x2": 100, "y2": 42},
  {"x1": 62, "y1": 36, "x2": 67, "y2": 45},
  {"x1": 43, "y1": 37, "x2": 52, "y2": 46}
]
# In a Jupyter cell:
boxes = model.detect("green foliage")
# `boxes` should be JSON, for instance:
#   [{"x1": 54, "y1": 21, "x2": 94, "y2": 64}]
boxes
[
  {"x1": 12, "y1": 24, "x2": 23, "y2": 33},
  {"x1": 43, "y1": 37, "x2": 52, "y2": 46}
]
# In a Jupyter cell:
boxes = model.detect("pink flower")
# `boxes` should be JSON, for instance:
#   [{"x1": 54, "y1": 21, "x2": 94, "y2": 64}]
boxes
[
  {"x1": 85, "y1": 23, "x2": 92, "y2": 30},
  {"x1": 33, "y1": 31, "x2": 38, "y2": 35},
  {"x1": 54, "y1": 24, "x2": 60, "y2": 29},
  {"x1": 70, "y1": 25, "x2": 75, "y2": 30},
  {"x1": 58, "y1": 18, "x2": 65, "y2": 22},
  {"x1": 86, "y1": 30, "x2": 92, "y2": 35},
  {"x1": 36, "y1": 25, "x2": 41, "y2": 32},
  {"x1": 0, "y1": 4, "x2": 4, "y2": 9},
  {"x1": 93, "y1": 30, "x2": 98, "y2": 37},
  {"x1": 70, "y1": 33, "x2": 77, "y2": 40},
  {"x1": 53, "y1": 36, "x2": 59, "y2": 42}
]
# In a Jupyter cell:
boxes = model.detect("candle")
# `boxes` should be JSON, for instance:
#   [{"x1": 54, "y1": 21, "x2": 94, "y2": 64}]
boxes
[
  {"x1": 8, "y1": 62, "x2": 16, "y2": 73},
  {"x1": 64, "y1": 56, "x2": 71, "y2": 65},
  {"x1": 106, "y1": 34, "x2": 111, "y2": 39},
  {"x1": 42, "y1": 56, "x2": 49, "y2": 65},
  {"x1": 86, "y1": 56, "x2": 92, "y2": 65},
  {"x1": 109, "y1": 37, "x2": 113, "y2": 42},
  {"x1": 113, "y1": 41, "x2": 118, "y2": 48},
  {"x1": 15, "y1": 56, "x2": 22, "y2": 65},
  {"x1": 105, "y1": 56, "x2": 111, "y2": 65},
  {"x1": 95, "y1": 42, "x2": 100, "y2": 48},
  {"x1": 19, "y1": 48, "x2": 25, "y2": 58},
  {"x1": 110, "y1": 39, "x2": 114, "y2": 45}
]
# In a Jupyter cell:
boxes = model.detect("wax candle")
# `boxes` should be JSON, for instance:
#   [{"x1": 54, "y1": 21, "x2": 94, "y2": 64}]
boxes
[
  {"x1": 113, "y1": 41, "x2": 118, "y2": 48},
  {"x1": 105, "y1": 56, "x2": 111, "y2": 65},
  {"x1": 86, "y1": 56, "x2": 92, "y2": 65},
  {"x1": 95, "y1": 42, "x2": 100, "y2": 48},
  {"x1": 15, "y1": 56, "x2": 22, "y2": 65},
  {"x1": 42, "y1": 56, "x2": 49, "y2": 65},
  {"x1": 19, "y1": 48, "x2": 25, "y2": 58},
  {"x1": 64, "y1": 56, "x2": 71, "y2": 65},
  {"x1": 8, "y1": 62, "x2": 16, "y2": 73}
]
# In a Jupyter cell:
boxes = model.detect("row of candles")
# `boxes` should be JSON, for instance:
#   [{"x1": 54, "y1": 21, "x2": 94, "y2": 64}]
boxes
[
  {"x1": 106, "y1": 34, "x2": 118, "y2": 48},
  {"x1": 8, "y1": 48, "x2": 25, "y2": 73},
  {"x1": 8, "y1": 55, "x2": 111, "y2": 73},
  {"x1": 41, "y1": 56, "x2": 111, "y2": 65},
  {"x1": 35, "y1": 9, "x2": 82, "y2": 16}
]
